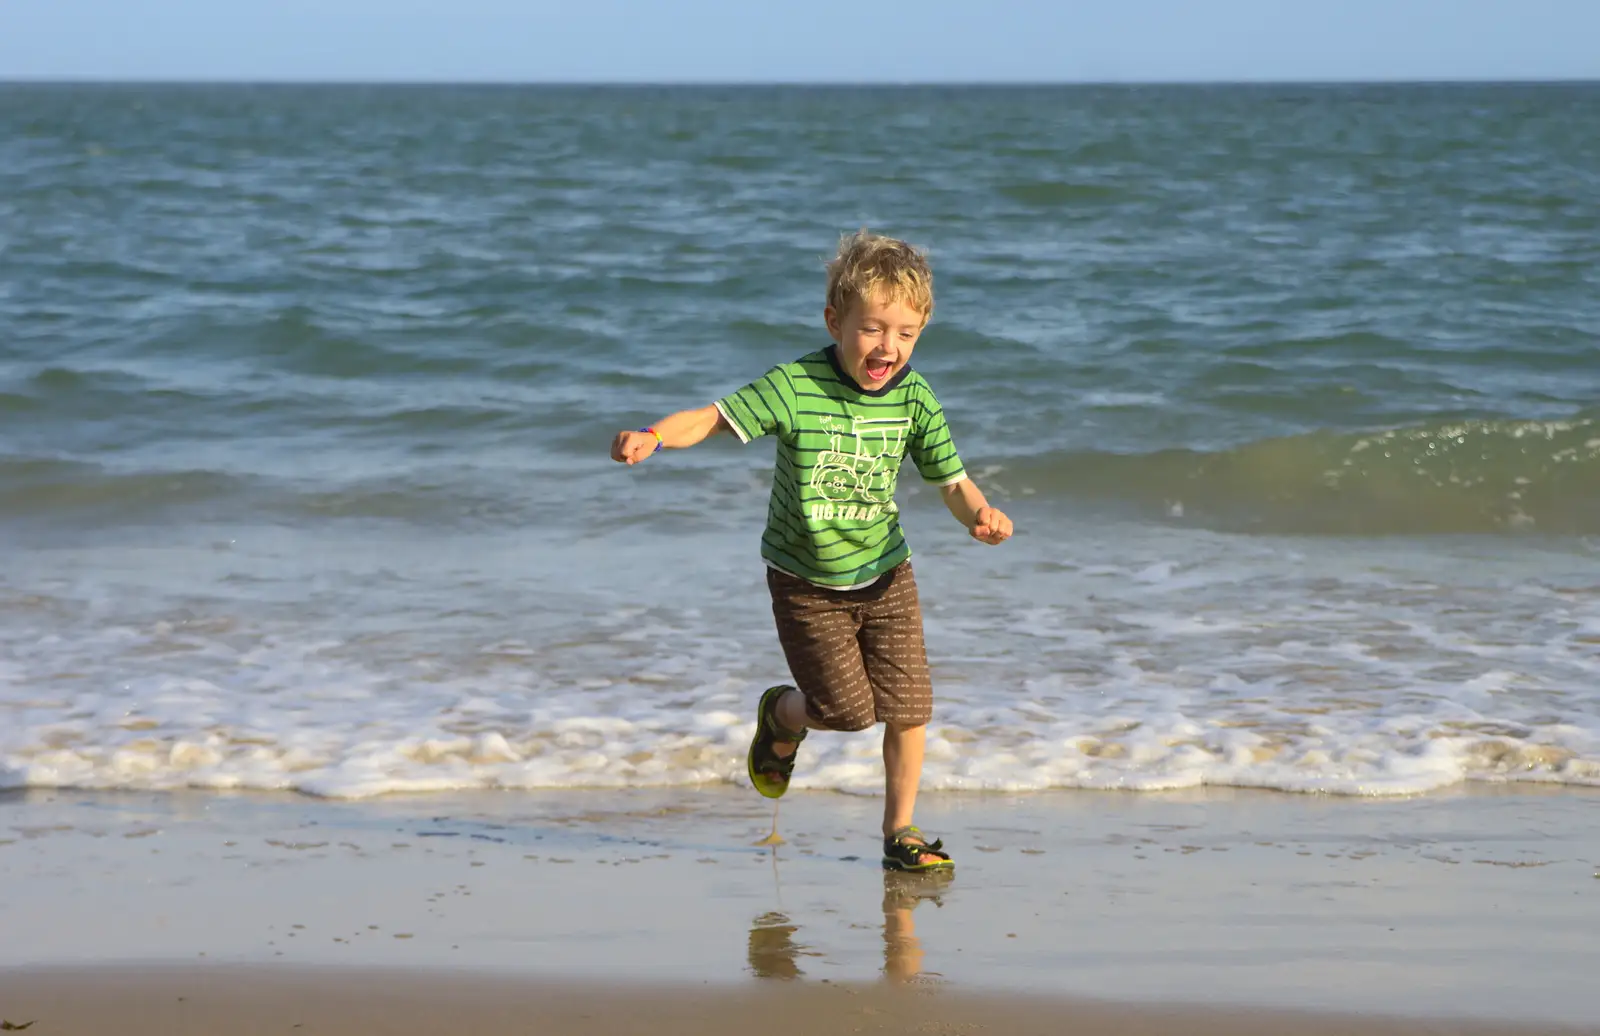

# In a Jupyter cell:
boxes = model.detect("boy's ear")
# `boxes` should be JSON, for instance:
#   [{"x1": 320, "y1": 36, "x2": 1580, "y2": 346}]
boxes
[{"x1": 823, "y1": 305, "x2": 842, "y2": 341}]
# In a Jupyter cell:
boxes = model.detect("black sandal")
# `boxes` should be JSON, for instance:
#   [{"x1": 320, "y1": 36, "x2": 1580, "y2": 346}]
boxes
[
  {"x1": 747, "y1": 685, "x2": 807, "y2": 799},
  {"x1": 882, "y1": 825, "x2": 955, "y2": 872}
]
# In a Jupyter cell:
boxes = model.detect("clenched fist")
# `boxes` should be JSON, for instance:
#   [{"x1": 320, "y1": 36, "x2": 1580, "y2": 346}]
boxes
[
  {"x1": 970, "y1": 506, "x2": 1013, "y2": 545},
  {"x1": 611, "y1": 429, "x2": 660, "y2": 465}
]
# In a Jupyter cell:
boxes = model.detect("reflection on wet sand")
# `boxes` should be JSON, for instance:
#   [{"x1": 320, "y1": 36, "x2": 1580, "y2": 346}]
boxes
[
  {"x1": 882, "y1": 870, "x2": 953, "y2": 984},
  {"x1": 745, "y1": 863, "x2": 954, "y2": 983},
  {"x1": 746, "y1": 910, "x2": 805, "y2": 979}
]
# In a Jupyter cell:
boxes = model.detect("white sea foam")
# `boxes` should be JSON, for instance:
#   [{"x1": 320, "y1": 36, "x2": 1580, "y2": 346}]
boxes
[
  {"x1": 1080, "y1": 391, "x2": 1168, "y2": 408},
  {"x1": 3, "y1": 524, "x2": 1597, "y2": 800}
]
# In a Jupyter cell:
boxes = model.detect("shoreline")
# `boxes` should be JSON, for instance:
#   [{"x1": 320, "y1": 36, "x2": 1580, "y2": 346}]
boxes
[{"x1": 2, "y1": 784, "x2": 1596, "y2": 1028}]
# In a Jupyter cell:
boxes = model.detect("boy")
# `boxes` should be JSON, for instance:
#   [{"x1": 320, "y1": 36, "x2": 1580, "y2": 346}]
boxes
[{"x1": 610, "y1": 232, "x2": 1012, "y2": 871}]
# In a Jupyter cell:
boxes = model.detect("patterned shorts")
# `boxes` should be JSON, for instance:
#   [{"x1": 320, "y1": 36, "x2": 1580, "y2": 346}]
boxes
[{"x1": 766, "y1": 561, "x2": 934, "y2": 730}]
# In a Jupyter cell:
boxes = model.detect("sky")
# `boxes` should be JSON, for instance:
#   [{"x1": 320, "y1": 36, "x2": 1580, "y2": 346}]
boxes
[{"x1": 2, "y1": 0, "x2": 1598, "y2": 83}]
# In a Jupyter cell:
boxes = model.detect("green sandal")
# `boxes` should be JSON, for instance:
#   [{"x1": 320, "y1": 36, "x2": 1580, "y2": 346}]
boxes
[
  {"x1": 882, "y1": 826, "x2": 955, "y2": 872},
  {"x1": 747, "y1": 685, "x2": 807, "y2": 799}
]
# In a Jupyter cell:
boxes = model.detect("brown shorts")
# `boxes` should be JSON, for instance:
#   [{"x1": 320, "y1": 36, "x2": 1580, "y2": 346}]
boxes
[{"x1": 766, "y1": 561, "x2": 934, "y2": 731}]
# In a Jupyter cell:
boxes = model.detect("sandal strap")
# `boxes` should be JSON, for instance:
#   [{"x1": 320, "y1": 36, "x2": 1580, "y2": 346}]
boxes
[
  {"x1": 884, "y1": 827, "x2": 949, "y2": 857},
  {"x1": 752, "y1": 686, "x2": 806, "y2": 779},
  {"x1": 752, "y1": 740, "x2": 797, "y2": 777}
]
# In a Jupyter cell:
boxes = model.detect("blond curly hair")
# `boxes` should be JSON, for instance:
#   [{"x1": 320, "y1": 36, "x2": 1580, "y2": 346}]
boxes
[{"x1": 824, "y1": 231, "x2": 934, "y2": 324}]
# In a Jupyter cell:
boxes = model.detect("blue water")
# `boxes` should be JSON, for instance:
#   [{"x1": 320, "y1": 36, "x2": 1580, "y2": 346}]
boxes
[{"x1": 2, "y1": 84, "x2": 1597, "y2": 798}]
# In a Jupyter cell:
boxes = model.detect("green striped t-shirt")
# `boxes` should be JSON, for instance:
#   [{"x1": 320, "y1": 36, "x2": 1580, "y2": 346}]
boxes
[{"x1": 714, "y1": 346, "x2": 967, "y2": 589}]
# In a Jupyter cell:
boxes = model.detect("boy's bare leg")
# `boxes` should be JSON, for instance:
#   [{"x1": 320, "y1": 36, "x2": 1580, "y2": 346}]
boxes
[
  {"x1": 882, "y1": 722, "x2": 925, "y2": 836},
  {"x1": 882, "y1": 722, "x2": 943, "y2": 865},
  {"x1": 771, "y1": 688, "x2": 816, "y2": 758},
  {"x1": 883, "y1": 729, "x2": 940, "y2": 863},
  {"x1": 770, "y1": 696, "x2": 938, "y2": 864}
]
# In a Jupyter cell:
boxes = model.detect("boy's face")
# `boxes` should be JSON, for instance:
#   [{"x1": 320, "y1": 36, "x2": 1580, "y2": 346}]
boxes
[{"x1": 824, "y1": 294, "x2": 927, "y2": 391}]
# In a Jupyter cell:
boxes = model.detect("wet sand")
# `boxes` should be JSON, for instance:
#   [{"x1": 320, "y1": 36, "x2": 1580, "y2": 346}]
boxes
[
  {"x1": 1, "y1": 784, "x2": 1596, "y2": 1031},
  {"x1": 0, "y1": 966, "x2": 1586, "y2": 1036}
]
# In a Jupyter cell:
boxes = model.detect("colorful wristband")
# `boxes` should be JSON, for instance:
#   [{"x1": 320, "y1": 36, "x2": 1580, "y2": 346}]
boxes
[{"x1": 640, "y1": 427, "x2": 663, "y2": 454}]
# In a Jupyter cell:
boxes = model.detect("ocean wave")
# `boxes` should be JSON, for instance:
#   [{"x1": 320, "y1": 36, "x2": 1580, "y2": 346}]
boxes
[
  {"x1": 1219, "y1": 331, "x2": 1407, "y2": 360},
  {"x1": 998, "y1": 412, "x2": 1600, "y2": 535},
  {"x1": 248, "y1": 307, "x2": 439, "y2": 379},
  {"x1": 0, "y1": 458, "x2": 251, "y2": 519},
  {"x1": 5, "y1": 706, "x2": 1595, "y2": 800},
  {"x1": 5, "y1": 485, "x2": 1595, "y2": 801},
  {"x1": 998, "y1": 181, "x2": 1128, "y2": 206},
  {"x1": 0, "y1": 455, "x2": 541, "y2": 528},
  {"x1": 0, "y1": 390, "x2": 41, "y2": 414}
]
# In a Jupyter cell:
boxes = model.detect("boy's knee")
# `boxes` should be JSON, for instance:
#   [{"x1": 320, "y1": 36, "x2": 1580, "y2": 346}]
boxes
[
  {"x1": 818, "y1": 709, "x2": 876, "y2": 733},
  {"x1": 880, "y1": 704, "x2": 933, "y2": 729},
  {"x1": 800, "y1": 691, "x2": 877, "y2": 733}
]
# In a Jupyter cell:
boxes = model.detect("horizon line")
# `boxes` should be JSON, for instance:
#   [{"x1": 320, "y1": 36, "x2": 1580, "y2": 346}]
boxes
[{"x1": 3, "y1": 75, "x2": 1598, "y2": 88}]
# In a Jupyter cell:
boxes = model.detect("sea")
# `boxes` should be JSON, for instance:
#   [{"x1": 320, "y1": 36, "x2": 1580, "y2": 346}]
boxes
[{"x1": 1, "y1": 83, "x2": 1596, "y2": 800}]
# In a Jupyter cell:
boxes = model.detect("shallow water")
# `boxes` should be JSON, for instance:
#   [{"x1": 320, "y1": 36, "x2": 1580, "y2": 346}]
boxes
[{"x1": 2, "y1": 84, "x2": 1597, "y2": 797}]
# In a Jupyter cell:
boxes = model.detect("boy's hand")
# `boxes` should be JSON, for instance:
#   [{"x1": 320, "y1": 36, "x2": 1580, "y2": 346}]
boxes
[
  {"x1": 970, "y1": 506, "x2": 1013, "y2": 545},
  {"x1": 611, "y1": 429, "x2": 659, "y2": 465}
]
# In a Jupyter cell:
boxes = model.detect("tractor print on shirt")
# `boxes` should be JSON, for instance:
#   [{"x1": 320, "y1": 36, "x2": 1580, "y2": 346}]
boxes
[{"x1": 808, "y1": 414, "x2": 912, "y2": 518}]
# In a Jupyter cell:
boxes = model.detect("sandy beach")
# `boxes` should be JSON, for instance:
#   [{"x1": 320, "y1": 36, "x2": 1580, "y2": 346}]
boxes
[
  {"x1": 2, "y1": 784, "x2": 1597, "y2": 1033},
  {"x1": 2, "y1": 966, "x2": 1586, "y2": 1036}
]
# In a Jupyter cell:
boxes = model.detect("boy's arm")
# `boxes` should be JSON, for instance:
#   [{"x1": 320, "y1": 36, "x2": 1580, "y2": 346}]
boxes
[
  {"x1": 939, "y1": 477, "x2": 1014, "y2": 545},
  {"x1": 611, "y1": 405, "x2": 728, "y2": 465}
]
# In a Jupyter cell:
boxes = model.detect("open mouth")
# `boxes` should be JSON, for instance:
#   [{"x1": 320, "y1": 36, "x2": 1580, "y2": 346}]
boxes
[{"x1": 864, "y1": 359, "x2": 894, "y2": 382}]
